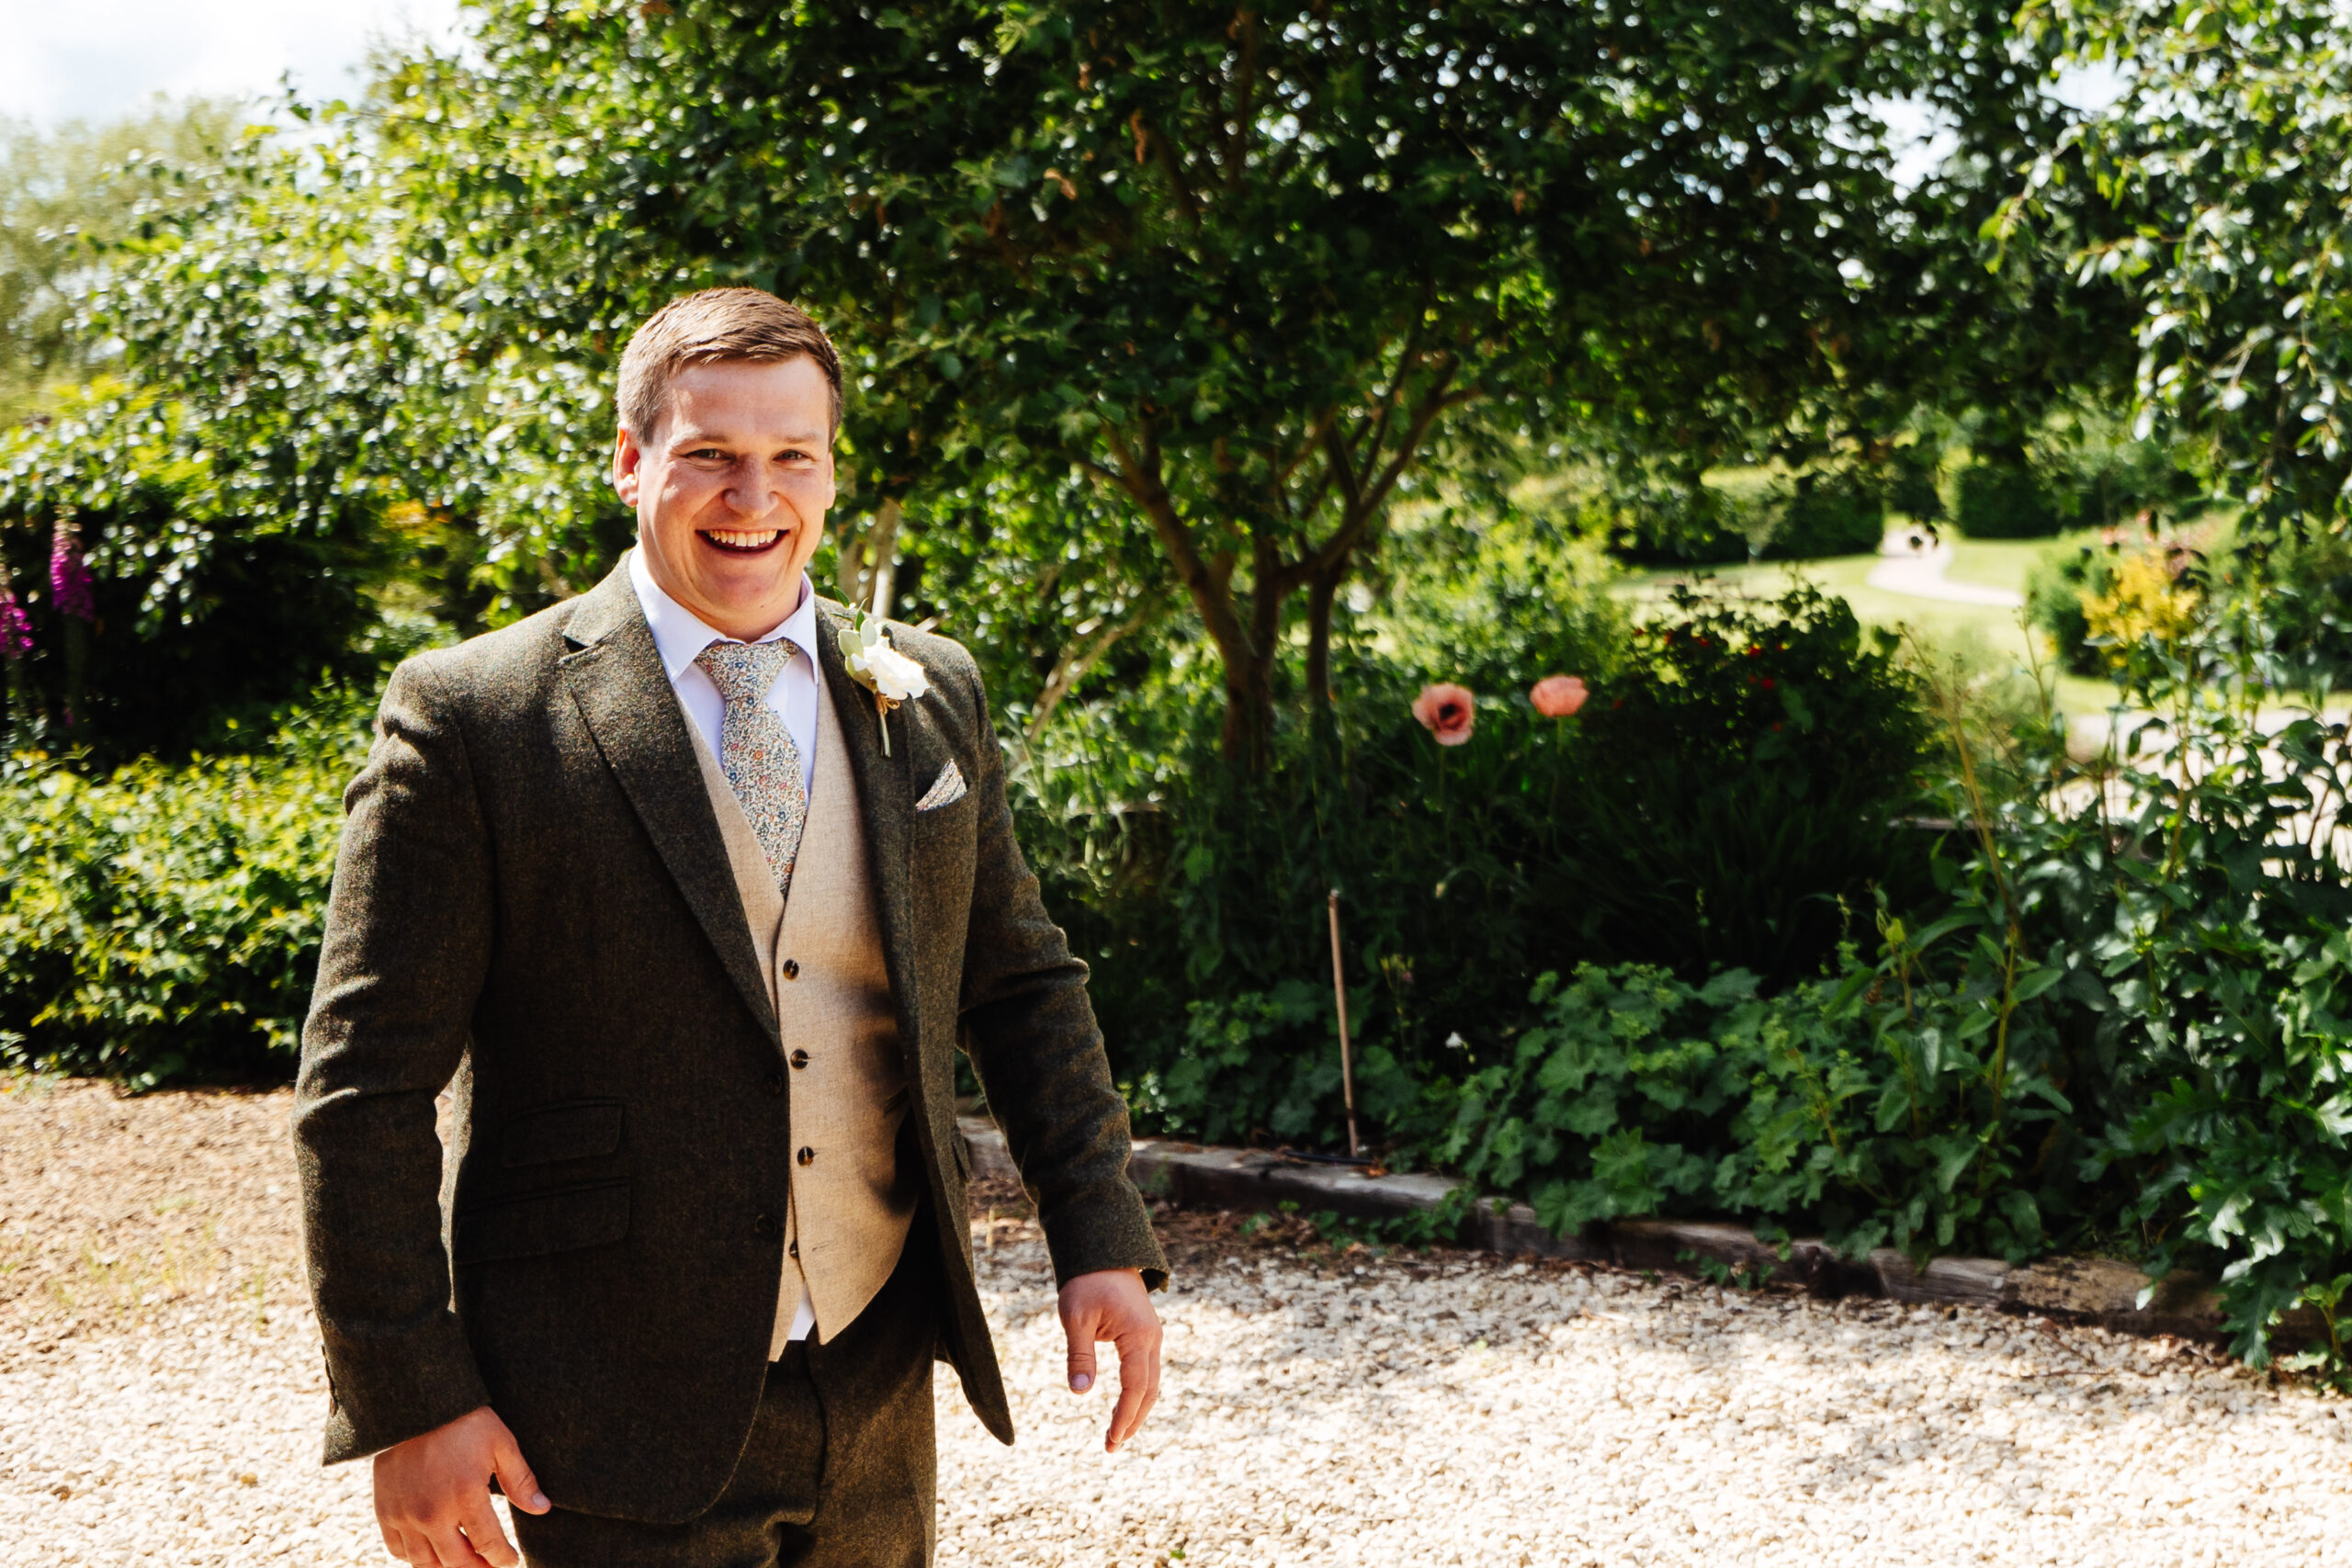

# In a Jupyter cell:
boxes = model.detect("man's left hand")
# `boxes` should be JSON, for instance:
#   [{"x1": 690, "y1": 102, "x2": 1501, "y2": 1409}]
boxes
[{"x1": 1057, "y1": 1269, "x2": 1162, "y2": 1452}]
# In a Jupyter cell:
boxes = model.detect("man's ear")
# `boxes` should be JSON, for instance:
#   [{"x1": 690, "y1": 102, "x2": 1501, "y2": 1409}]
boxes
[{"x1": 613, "y1": 427, "x2": 642, "y2": 505}]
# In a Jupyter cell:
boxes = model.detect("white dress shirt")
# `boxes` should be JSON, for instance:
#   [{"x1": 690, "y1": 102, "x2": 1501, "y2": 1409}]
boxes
[
  {"x1": 628, "y1": 546, "x2": 820, "y2": 795},
  {"x1": 628, "y1": 545, "x2": 824, "y2": 1344}
]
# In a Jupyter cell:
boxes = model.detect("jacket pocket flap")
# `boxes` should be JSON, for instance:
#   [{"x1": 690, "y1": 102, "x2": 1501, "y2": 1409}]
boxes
[
  {"x1": 454, "y1": 1181, "x2": 630, "y2": 1265},
  {"x1": 500, "y1": 1100, "x2": 624, "y2": 1168}
]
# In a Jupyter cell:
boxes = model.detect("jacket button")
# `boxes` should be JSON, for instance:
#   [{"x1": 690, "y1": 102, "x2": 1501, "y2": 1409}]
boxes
[
  {"x1": 753, "y1": 1213, "x2": 781, "y2": 1240},
  {"x1": 782, "y1": 958, "x2": 801, "y2": 980},
  {"x1": 797, "y1": 1146, "x2": 816, "y2": 1167},
  {"x1": 764, "y1": 1072, "x2": 785, "y2": 1098},
  {"x1": 790, "y1": 1050, "x2": 809, "y2": 1069}
]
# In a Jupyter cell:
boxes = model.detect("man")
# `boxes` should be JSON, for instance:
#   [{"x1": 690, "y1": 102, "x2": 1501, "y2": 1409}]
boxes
[{"x1": 294, "y1": 287, "x2": 1169, "y2": 1568}]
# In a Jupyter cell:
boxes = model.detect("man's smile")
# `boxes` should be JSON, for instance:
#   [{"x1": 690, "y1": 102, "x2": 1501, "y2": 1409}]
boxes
[{"x1": 699, "y1": 527, "x2": 786, "y2": 555}]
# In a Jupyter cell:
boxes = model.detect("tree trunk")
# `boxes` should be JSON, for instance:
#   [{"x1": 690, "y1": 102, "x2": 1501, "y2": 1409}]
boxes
[
  {"x1": 1305, "y1": 563, "x2": 1341, "y2": 713},
  {"x1": 834, "y1": 496, "x2": 903, "y2": 612},
  {"x1": 1218, "y1": 640, "x2": 1275, "y2": 768}
]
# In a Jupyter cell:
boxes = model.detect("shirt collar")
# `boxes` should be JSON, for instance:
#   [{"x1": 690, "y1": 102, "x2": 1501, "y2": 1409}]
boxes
[{"x1": 628, "y1": 545, "x2": 819, "y2": 684}]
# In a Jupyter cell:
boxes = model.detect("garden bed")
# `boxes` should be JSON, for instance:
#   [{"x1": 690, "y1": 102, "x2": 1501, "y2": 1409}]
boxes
[{"x1": 961, "y1": 1119, "x2": 2240, "y2": 1343}]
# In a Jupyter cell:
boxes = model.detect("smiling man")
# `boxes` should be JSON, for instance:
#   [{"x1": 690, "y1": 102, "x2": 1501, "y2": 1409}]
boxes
[{"x1": 293, "y1": 288, "x2": 1168, "y2": 1568}]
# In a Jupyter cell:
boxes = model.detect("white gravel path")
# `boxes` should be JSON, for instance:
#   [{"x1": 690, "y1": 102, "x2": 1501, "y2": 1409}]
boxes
[
  {"x1": 9, "y1": 1222, "x2": 2352, "y2": 1566},
  {"x1": 1864, "y1": 533, "x2": 2026, "y2": 608}
]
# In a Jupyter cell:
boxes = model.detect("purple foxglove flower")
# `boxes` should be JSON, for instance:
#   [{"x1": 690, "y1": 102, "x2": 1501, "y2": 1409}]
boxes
[
  {"x1": 0, "y1": 582, "x2": 28, "y2": 660},
  {"x1": 50, "y1": 521, "x2": 95, "y2": 623}
]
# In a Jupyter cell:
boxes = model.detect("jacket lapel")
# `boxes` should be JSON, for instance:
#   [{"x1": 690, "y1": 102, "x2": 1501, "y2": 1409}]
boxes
[
  {"x1": 814, "y1": 603, "x2": 920, "y2": 1075},
  {"x1": 560, "y1": 562, "x2": 780, "y2": 1043}
]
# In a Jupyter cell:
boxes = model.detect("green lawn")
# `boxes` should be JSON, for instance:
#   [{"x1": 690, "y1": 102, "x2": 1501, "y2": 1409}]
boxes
[{"x1": 1615, "y1": 532, "x2": 2127, "y2": 717}]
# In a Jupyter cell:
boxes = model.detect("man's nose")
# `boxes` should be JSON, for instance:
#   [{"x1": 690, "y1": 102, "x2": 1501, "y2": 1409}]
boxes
[{"x1": 722, "y1": 458, "x2": 784, "y2": 519}]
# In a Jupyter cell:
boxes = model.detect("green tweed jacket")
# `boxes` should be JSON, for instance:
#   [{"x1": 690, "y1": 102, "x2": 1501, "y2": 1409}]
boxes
[{"x1": 292, "y1": 560, "x2": 1167, "y2": 1524}]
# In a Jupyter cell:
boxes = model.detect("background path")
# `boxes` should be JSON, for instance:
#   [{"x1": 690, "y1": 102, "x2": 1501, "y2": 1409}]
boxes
[
  {"x1": 6, "y1": 1079, "x2": 2351, "y2": 1566},
  {"x1": 1866, "y1": 531, "x2": 2029, "y2": 608}
]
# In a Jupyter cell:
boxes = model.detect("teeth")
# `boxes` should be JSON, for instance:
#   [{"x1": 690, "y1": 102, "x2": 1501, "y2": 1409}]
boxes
[{"x1": 705, "y1": 530, "x2": 781, "y2": 548}]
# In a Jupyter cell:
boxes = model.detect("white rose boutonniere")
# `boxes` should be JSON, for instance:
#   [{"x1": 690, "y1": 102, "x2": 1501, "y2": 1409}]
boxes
[{"x1": 840, "y1": 606, "x2": 929, "y2": 756}]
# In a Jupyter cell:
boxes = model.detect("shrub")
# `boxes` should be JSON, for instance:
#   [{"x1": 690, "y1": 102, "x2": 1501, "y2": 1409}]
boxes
[
  {"x1": 0, "y1": 700, "x2": 365, "y2": 1085},
  {"x1": 1546, "y1": 583, "x2": 1937, "y2": 984},
  {"x1": 1423, "y1": 605, "x2": 2352, "y2": 1376},
  {"x1": 1766, "y1": 471, "x2": 1885, "y2": 559},
  {"x1": 1954, "y1": 462, "x2": 2061, "y2": 538},
  {"x1": 2024, "y1": 542, "x2": 2108, "y2": 673},
  {"x1": 1030, "y1": 580, "x2": 1939, "y2": 1151},
  {"x1": 2223, "y1": 523, "x2": 2352, "y2": 685},
  {"x1": 1422, "y1": 948, "x2": 2087, "y2": 1261}
]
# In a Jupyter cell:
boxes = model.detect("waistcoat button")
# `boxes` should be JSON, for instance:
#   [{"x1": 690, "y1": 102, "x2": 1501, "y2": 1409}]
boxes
[
  {"x1": 753, "y1": 1213, "x2": 780, "y2": 1240},
  {"x1": 788, "y1": 1240, "x2": 799, "y2": 1259},
  {"x1": 782, "y1": 958, "x2": 801, "y2": 980},
  {"x1": 797, "y1": 1146, "x2": 816, "y2": 1167},
  {"x1": 790, "y1": 1050, "x2": 809, "y2": 1069}
]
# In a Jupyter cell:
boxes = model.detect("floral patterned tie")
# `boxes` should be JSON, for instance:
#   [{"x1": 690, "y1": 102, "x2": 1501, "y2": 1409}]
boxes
[{"x1": 695, "y1": 640, "x2": 808, "y2": 896}]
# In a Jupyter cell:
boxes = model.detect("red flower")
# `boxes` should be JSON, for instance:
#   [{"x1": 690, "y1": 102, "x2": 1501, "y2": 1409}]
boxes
[
  {"x1": 1531, "y1": 674, "x2": 1589, "y2": 718},
  {"x1": 1412, "y1": 682, "x2": 1477, "y2": 746}
]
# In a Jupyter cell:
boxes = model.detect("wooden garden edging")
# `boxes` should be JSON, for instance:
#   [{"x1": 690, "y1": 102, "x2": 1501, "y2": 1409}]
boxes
[{"x1": 957, "y1": 1118, "x2": 2233, "y2": 1341}]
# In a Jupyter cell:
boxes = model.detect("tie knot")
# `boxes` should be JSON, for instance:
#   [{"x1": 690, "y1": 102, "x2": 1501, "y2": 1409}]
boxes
[{"x1": 695, "y1": 639, "x2": 797, "y2": 705}]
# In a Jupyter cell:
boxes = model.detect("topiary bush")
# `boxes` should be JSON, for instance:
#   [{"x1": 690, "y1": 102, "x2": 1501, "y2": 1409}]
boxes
[
  {"x1": 1953, "y1": 461, "x2": 2062, "y2": 538},
  {"x1": 1765, "y1": 471, "x2": 1885, "y2": 558}
]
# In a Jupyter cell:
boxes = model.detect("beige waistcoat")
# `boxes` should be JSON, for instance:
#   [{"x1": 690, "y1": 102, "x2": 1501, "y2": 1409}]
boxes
[{"x1": 686, "y1": 674, "x2": 917, "y2": 1359}]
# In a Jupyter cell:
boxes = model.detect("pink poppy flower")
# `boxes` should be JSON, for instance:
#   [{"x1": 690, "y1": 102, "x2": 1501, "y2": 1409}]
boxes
[
  {"x1": 1412, "y1": 682, "x2": 1476, "y2": 746},
  {"x1": 1531, "y1": 675, "x2": 1588, "y2": 717}
]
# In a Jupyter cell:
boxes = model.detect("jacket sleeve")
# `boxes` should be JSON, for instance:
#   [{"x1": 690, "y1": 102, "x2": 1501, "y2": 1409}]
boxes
[
  {"x1": 293, "y1": 655, "x2": 496, "y2": 1462},
  {"x1": 947, "y1": 649, "x2": 1169, "y2": 1292}
]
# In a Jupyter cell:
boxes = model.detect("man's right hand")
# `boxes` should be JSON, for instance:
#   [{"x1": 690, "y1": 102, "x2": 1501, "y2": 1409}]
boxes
[{"x1": 373, "y1": 1404, "x2": 551, "y2": 1568}]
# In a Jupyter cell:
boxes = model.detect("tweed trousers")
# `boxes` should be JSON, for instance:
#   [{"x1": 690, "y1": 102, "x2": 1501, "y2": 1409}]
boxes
[{"x1": 514, "y1": 1228, "x2": 941, "y2": 1568}]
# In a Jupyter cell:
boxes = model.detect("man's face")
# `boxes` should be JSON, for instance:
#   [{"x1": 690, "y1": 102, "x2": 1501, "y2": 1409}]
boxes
[{"x1": 612, "y1": 355, "x2": 837, "y2": 642}]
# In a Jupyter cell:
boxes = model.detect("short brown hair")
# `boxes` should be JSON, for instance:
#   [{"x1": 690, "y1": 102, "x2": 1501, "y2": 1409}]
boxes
[{"x1": 616, "y1": 287, "x2": 843, "y2": 439}]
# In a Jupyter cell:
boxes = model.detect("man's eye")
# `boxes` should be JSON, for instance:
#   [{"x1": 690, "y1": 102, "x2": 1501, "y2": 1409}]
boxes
[
  {"x1": 778, "y1": 449, "x2": 813, "y2": 463},
  {"x1": 686, "y1": 448, "x2": 728, "y2": 461}
]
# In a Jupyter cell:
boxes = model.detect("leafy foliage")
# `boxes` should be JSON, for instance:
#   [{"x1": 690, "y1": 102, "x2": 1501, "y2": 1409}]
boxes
[
  {"x1": 1953, "y1": 461, "x2": 2062, "y2": 539},
  {"x1": 0, "y1": 100, "x2": 242, "y2": 424},
  {"x1": 1425, "y1": 600, "x2": 2352, "y2": 1372},
  {"x1": 0, "y1": 126, "x2": 453, "y2": 757},
  {"x1": 2007, "y1": 0, "x2": 2352, "y2": 604},
  {"x1": 0, "y1": 700, "x2": 367, "y2": 1085},
  {"x1": 1552, "y1": 584, "x2": 1937, "y2": 982},
  {"x1": 1042, "y1": 579, "x2": 1938, "y2": 1147},
  {"x1": 364, "y1": 0, "x2": 2075, "y2": 760}
]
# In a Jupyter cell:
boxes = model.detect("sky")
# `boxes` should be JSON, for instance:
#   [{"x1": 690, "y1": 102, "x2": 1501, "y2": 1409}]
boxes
[{"x1": 0, "y1": 0, "x2": 469, "y2": 128}]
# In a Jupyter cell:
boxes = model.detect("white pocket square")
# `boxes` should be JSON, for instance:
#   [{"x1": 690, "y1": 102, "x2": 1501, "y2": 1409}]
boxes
[{"x1": 915, "y1": 759, "x2": 967, "y2": 812}]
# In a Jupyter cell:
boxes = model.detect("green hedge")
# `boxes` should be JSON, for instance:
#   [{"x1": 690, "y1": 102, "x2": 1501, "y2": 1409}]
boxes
[
  {"x1": 0, "y1": 707, "x2": 363, "y2": 1085},
  {"x1": 1953, "y1": 462, "x2": 2061, "y2": 538}
]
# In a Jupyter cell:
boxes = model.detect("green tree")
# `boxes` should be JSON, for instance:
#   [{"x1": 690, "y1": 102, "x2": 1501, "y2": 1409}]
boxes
[
  {"x1": 0, "y1": 121, "x2": 440, "y2": 755},
  {"x1": 2009, "y1": 0, "x2": 2352, "y2": 528},
  {"x1": 381, "y1": 0, "x2": 2072, "y2": 761},
  {"x1": 0, "y1": 99, "x2": 241, "y2": 426}
]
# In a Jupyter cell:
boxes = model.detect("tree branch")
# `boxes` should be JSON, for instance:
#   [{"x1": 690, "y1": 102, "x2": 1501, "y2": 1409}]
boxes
[
  {"x1": 1356, "y1": 367, "x2": 1468, "y2": 523},
  {"x1": 1098, "y1": 418, "x2": 1249, "y2": 659},
  {"x1": 1303, "y1": 366, "x2": 1470, "y2": 582},
  {"x1": 1135, "y1": 112, "x2": 1204, "y2": 232},
  {"x1": 1226, "y1": 8, "x2": 1260, "y2": 195},
  {"x1": 1025, "y1": 592, "x2": 1167, "y2": 741}
]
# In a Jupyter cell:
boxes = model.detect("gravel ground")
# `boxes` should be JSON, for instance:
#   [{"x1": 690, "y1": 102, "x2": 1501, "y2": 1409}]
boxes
[{"x1": 8, "y1": 1078, "x2": 2352, "y2": 1566}]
